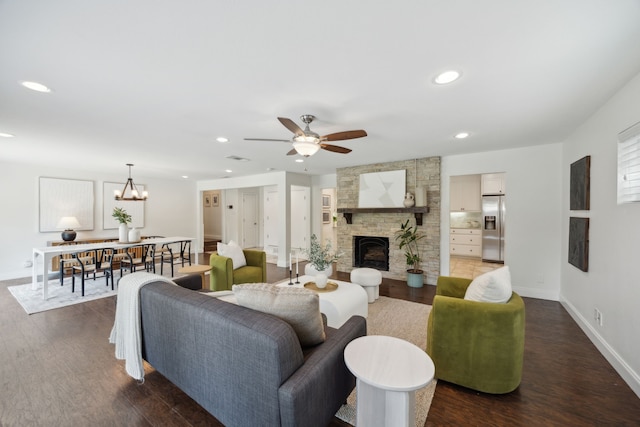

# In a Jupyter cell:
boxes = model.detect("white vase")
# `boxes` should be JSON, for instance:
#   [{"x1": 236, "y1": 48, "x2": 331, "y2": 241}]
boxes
[
  {"x1": 128, "y1": 227, "x2": 140, "y2": 242},
  {"x1": 119, "y1": 223, "x2": 129, "y2": 243},
  {"x1": 315, "y1": 273, "x2": 328, "y2": 289},
  {"x1": 305, "y1": 263, "x2": 333, "y2": 277}
]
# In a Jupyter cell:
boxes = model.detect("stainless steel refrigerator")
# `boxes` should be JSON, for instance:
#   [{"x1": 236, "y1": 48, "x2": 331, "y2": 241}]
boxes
[{"x1": 482, "y1": 195, "x2": 505, "y2": 263}]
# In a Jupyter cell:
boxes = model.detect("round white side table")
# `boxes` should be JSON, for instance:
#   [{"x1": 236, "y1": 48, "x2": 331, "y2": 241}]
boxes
[{"x1": 344, "y1": 335, "x2": 434, "y2": 427}]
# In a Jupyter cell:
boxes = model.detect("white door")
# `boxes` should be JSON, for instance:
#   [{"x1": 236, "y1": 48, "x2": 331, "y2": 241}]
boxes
[
  {"x1": 242, "y1": 193, "x2": 259, "y2": 248},
  {"x1": 291, "y1": 188, "x2": 309, "y2": 251}
]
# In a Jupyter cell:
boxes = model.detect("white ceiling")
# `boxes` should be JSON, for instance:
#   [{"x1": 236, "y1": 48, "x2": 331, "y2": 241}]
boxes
[{"x1": 1, "y1": 1, "x2": 640, "y2": 181}]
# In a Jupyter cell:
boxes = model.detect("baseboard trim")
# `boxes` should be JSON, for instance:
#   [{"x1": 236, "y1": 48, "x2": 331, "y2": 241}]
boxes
[{"x1": 560, "y1": 295, "x2": 640, "y2": 399}]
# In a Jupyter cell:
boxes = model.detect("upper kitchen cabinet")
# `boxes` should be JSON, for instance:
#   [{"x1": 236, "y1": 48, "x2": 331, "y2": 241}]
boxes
[
  {"x1": 450, "y1": 175, "x2": 481, "y2": 211},
  {"x1": 482, "y1": 173, "x2": 506, "y2": 195}
]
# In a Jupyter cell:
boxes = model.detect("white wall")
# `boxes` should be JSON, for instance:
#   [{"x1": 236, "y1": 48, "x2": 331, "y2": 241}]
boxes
[
  {"x1": 441, "y1": 143, "x2": 563, "y2": 300},
  {"x1": 560, "y1": 72, "x2": 640, "y2": 396},
  {"x1": 0, "y1": 162, "x2": 197, "y2": 280}
]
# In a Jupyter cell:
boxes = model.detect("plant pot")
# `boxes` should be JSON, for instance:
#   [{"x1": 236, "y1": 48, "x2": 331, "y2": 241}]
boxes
[
  {"x1": 118, "y1": 223, "x2": 129, "y2": 243},
  {"x1": 407, "y1": 270, "x2": 424, "y2": 288}
]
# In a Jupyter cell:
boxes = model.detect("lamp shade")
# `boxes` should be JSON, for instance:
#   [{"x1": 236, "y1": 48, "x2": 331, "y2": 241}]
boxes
[{"x1": 57, "y1": 216, "x2": 81, "y2": 230}]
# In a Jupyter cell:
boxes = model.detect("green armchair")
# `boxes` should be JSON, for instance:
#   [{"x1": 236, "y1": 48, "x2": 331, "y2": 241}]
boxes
[
  {"x1": 426, "y1": 275, "x2": 525, "y2": 394},
  {"x1": 209, "y1": 249, "x2": 266, "y2": 291}
]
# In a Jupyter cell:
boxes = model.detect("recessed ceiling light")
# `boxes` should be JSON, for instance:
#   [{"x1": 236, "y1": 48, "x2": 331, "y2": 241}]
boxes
[
  {"x1": 225, "y1": 169, "x2": 232, "y2": 173},
  {"x1": 454, "y1": 132, "x2": 470, "y2": 139},
  {"x1": 216, "y1": 137, "x2": 229, "y2": 143},
  {"x1": 434, "y1": 70, "x2": 461, "y2": 85},
  {"x1": 266, "y1": 167, "x2": 275, "y2": 171},
  {"x1": 295, "y1": 159, "x2": 304, "y2": 163},
  {"x1": 181, "y1": 175, "x2": 189, "y2": 179},
  {"x1": 20, "y1": 81, "x2": 52, "y2": 93},
  {"x1": 0, "y1": 132, "x2": 14, "y2": 138}
]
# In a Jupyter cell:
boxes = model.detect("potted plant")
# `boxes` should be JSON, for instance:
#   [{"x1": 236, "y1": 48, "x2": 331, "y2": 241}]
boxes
[
  {"x1": 304, "y1": 234, "x2": 342, "y2": 288},
  {"x1": 395, "y1": 219, "x2": 425, "y2": 288},
  {"x1": 112, "y1": 207, "x2": 132, "y2": 243}
]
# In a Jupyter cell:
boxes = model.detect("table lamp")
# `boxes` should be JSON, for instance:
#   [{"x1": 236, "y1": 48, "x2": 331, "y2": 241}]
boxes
[{"x1": 57, "y1": 216, "x2": 81, "y2": 241}]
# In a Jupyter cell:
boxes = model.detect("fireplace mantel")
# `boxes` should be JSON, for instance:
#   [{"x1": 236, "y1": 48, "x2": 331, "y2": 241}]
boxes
[{"x1": 337, "y1": 207, "x2": 430, "y2": 226}]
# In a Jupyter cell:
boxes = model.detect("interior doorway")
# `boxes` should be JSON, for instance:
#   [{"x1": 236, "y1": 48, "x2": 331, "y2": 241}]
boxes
[
  {"x1": 241, "y1": 192, "x2": 259, "y2": 248},
  {"x1": 203, "y1": 190, "x2": 222, "y2": 251}
]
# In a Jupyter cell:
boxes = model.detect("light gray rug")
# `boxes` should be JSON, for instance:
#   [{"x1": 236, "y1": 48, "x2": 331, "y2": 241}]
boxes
[
  {"x1": 9, "y1": 265, "x2": 182, "y2": 315},
  {"x1": 335, "y1": 296, "x2": 436, "y2": 426},
  {"x1": 9, "y1": 276, "x2": 118, "y2": 314}
]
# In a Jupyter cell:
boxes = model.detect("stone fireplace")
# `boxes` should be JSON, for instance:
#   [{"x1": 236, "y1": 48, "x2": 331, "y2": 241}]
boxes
[
  {"x1": 354, "y1": 236, "x2": 389, "y2": 271},
  {"x1": 336, "y1": 157, "x2": 441, "y2": 285}
]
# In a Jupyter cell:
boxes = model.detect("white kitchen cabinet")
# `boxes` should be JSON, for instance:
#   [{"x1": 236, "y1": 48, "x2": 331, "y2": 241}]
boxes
[
  {"x1": 450, "y1": 175, "x2": 481, "y2": 211},
  {"x1": 449, "y1": 228, "x2": 481, "y2": 257},
  {"x1": 482, "y1": 173, "x2": 506, "y2": 195}
]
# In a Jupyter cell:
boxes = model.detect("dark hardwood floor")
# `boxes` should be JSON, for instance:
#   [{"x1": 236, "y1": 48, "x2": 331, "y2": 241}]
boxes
[{"x1": 1, "y1": 256, "x2": 638, "y2": 426}]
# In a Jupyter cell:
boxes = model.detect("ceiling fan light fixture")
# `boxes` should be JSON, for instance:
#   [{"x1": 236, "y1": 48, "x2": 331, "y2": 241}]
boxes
[{"x1": 292, "y1": 140, "x2": 320, "y2": 157}]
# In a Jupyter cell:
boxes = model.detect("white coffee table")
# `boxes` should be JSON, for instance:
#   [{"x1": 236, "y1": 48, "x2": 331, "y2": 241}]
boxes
[
  {"x1": 344, "y1": 335, "x2": 435, "y2": 427},
  {"x1": 275, "y1": 275, "x2": 368, "y2": 328}
]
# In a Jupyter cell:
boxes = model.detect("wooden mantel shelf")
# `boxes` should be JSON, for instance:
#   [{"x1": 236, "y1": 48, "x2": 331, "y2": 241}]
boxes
[{"x1": 337, "y1": 206, "x2": 430, "y2": 226}]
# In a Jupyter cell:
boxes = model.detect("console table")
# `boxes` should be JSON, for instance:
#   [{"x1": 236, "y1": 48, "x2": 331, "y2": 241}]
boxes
[{"x1": 32, "y1": 236, "x2": 194, "y2": 300}]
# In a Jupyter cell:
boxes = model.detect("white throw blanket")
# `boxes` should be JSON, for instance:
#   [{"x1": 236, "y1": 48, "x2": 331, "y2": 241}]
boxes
[{"x1": 109, "y1": 272, "x2": 176, "y2": 381}]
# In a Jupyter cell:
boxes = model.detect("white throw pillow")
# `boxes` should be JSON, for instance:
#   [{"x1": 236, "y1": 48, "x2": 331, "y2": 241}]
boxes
[
  {"x1": 464, "y1": 266, "x2": 512, "y2": 303},
  {"x1": 232, "y1": 283, "x2": 326, "y2": 346},
  {"x1": 217, "y1": 242, "x2": 247, "y2": 269}
]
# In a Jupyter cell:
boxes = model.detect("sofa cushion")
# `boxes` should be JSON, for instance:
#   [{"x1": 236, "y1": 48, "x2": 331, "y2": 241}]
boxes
[
  {"x1": 464, "y1": 266, "x2": 512, "y2": 303},
  {"x1": 232, "y1": 283, "x2": 326, "y2": 346},
  {"x1": 217, "y1": 241, "x2": 247, "y2": 269}
]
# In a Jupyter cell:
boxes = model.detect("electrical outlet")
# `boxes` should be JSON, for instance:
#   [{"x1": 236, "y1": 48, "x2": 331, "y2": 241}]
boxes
[{"x1": 594, "y1": 308, "x2": 603, "y2": 326}]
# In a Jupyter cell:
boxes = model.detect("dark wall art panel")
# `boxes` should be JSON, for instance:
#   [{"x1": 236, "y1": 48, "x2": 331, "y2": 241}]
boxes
[
  {"x1": 568, "y1": 217, "x2": 589, "y2": 272},
  {"x1": 570, "y1": 155, "x2": 591, "y2": 210}
]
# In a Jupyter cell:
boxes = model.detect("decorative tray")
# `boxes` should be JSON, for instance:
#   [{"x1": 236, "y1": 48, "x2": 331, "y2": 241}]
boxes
[{"x1": 303, "y1": 281, "x2": 339, "y2": 293}]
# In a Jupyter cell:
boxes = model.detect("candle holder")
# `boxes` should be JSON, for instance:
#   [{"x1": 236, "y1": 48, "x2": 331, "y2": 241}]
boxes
[
  {"x1": 295, "y1": 273, "x2": 300, "y2": 284},
  {"x1": 288, "y1": 269, "x2": 294, "y2": 286}
]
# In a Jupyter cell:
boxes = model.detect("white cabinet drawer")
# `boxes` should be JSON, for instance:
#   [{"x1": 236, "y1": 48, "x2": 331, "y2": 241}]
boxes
[
  {"x1": 450, "y1": 244, "x2": 481, "y2": 257},
  {"x1": 450, "y1": 234, "x2": 480, "y2": 245},
  {"x1": 450, "y1": 228, "x2": 481, "y2": 235}
]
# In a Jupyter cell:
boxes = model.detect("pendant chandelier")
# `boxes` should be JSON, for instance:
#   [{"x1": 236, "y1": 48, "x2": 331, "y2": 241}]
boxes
[{"x1": 114, "y1": 163, "x2": 148, "y2": 201}]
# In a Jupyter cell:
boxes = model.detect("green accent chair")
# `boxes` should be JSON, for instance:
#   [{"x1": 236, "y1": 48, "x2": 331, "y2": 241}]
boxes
[
  {"x1": 426, "y1": 275, "x2": 525, "y2": 394},
  {"x1": 209, "y1": 249, "x2": 266, "y2": 291}
]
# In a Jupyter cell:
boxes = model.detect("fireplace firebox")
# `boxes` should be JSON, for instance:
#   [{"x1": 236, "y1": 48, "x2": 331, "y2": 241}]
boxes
[{"x1": 353, "y1": 236, "x2": 389, "y2": 271}]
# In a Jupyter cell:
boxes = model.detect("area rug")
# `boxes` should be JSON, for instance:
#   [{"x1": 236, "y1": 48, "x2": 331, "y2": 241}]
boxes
[
  {"x1": 335, "y1": 296, "x2": 436, "y2": 426},
  {"x1": 8, "y1": 277, "x2": 119, "y2": 315},
  {"x1": 8, "y1": 265, "x2": 179, "y2": 315}
]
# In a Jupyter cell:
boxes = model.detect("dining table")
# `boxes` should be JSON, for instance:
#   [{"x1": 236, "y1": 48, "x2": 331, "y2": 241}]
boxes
[{"x1": 32, "y1": 236, "x2": 194, "y2": 300}]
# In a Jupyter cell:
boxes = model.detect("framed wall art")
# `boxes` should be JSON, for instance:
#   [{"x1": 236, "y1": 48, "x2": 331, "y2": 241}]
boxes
[
  {"x1": 322, "y1": 210, "x2": 331, "y2": 223},
  {"x1": 204, "y1": 194, "x2": 211, "y2": 207},
  {"x1": 570, "y1": 155, "x2": 591, "y2": 210},
  {"x1": 568, "y1": 216, "x2": 589, "y2": 272},
  {"x1": 39, "y1": 177, "x2": 94, "y2": 232}
]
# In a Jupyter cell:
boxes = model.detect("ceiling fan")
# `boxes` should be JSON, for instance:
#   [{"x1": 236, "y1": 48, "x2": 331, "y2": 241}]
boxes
[{"x1": 244, "y1": 114, "x2": 367, "y2": 157}]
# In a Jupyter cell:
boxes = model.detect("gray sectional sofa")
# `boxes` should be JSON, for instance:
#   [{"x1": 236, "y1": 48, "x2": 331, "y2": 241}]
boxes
[{"x1": 140, "y1": 277, "x2": 367, "y2": 427}]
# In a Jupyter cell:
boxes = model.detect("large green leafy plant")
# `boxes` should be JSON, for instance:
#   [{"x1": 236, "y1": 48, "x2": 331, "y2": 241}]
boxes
[
  {"x1": 304, "y1": 234, "x2": 342, "y2": 272},
  {"x1": 395, "y1": 219, "x2": 425, "y2": 273}
]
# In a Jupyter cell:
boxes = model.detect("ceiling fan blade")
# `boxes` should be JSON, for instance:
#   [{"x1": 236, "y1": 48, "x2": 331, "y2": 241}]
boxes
[
  {"x1": 286, "y1": 148, "x2": 298, "y2": 156},
  {"x1": 320, "y1": 143, "x2": 352, "y2": 154},
  {"x1": 321, "y1": 130, "x2": 367, "y2": 141},
  {"x1": 244, "y1": 138, "x2": 291, "y2": 142},
  {"x1": 278, "y1": 117, "x2": 305, "y2": 136}
]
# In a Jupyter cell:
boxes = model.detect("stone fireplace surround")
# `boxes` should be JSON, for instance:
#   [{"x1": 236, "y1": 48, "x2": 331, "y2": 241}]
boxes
[{"x1": 336, "y1": 157, "x2": 441, "y2": 285}]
